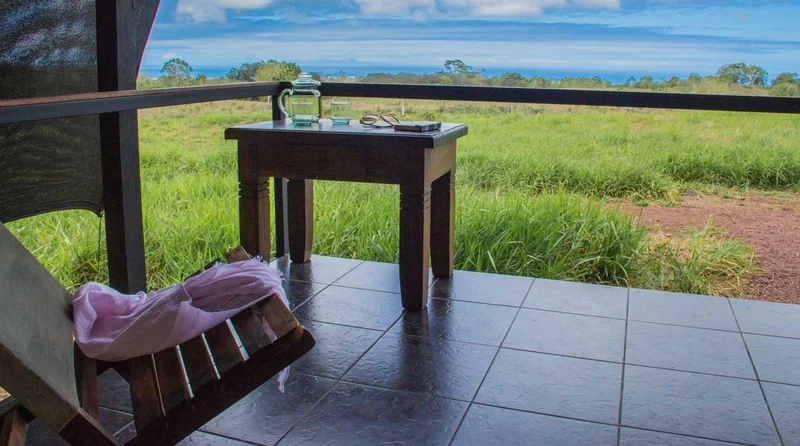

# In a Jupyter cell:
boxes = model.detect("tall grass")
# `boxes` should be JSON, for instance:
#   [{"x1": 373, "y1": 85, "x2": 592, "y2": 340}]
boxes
[{"x1": 7, "y1": 100, "x2": 779, "y2": 296}]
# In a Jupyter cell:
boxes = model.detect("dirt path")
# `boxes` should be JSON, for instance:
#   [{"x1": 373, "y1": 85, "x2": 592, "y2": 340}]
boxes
[{"x1": 617, "y1": 192, "x2": 800, "y2": 304}]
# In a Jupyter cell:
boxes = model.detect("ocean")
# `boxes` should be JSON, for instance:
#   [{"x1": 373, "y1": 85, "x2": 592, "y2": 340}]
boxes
[{"x1": 139, "y1": 65, "x2": 678, "y2": 84}]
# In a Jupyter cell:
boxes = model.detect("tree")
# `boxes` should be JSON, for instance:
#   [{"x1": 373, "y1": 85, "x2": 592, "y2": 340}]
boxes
[
  {"x1": 443, "y1": 59, "x2": 473, "y2": 76},
  {"x1": 716, "y1": 62, "x2": 768, "y2": 86},
  {"x1": 227, "y1": 61, "x2": 268, "y2": 82},
  {"x1": 159, "y1": 58, "x2": 193, "y2": 82},
  {"x1": 771, "y1": 82, "x2": 800, "y2": 97},
  {"x1": 772, "y1": 72, "x2": 799, "y2": 86},
  {"x1": 253, "y1": 60, "x2": 302, "y2": 81},
  {"x1": 496, "y1": 72, "x2": 528, "y2": 87}
]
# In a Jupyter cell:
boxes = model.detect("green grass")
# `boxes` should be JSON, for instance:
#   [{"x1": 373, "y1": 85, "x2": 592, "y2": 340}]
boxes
[{"x1": 9, "y1": 99, "x2": 789, "y2": 296}]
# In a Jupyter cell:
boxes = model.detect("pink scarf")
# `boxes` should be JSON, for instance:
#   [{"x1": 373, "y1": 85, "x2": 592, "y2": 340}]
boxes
[{"x1": 73, "y1": 259, "x2": 290, "y2": 389}]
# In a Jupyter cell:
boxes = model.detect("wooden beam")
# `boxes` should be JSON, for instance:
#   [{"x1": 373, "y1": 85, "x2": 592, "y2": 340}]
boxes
[
  {"x1": 320, "y1": 83, "x2": 800, "y2": 114},
  {"x1": 96, "y1": 0, "x2": 147, "y2": 293},
  {"x1": 0, "y1": 83, "x2": 283, "y2": 125}
]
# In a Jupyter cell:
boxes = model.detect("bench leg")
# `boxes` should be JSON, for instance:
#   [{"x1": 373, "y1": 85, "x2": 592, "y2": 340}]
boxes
[
  {"x1": 287, "y1": 179, "x2": 313, "y2": 263},
  {"x1": 399, "y1": 181, "x2": 431, "y2": 311},
  {"x1": 0, "y1": 408, "x2": 28, "y2": 446}
]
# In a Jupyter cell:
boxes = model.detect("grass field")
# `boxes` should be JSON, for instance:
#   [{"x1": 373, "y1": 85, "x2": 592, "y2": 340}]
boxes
[{"x1": 8, "y1": 98, "x2": 799, "y2": 297}]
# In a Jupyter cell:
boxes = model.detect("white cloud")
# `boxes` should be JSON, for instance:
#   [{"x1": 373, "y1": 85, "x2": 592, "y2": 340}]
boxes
[
  {"x1": 356, "y1": 0, "x2": 619, "y2": 17},
  {"x1": 352, "y1": 0, "x2": 435, "y2": 16},
  {"x1": 176, "y1": 0, "x2": 275, "y2": 23},
  {"x1": 161, "y1": 52, "x2": 178, "y2": 59}
]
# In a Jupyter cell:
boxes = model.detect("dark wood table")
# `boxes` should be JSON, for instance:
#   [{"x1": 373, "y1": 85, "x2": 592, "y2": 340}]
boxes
[{"x1": 225, "y1": 119, "x2": 468, "y2": 310}]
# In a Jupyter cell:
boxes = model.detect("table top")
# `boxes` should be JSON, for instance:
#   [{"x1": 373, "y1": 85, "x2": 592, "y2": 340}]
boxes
[{"x1": 225, "y1": 119, "x2": 468, "y2": 150}]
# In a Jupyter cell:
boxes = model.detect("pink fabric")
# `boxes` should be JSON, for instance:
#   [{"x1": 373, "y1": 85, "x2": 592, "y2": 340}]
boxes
[{"x1": 73, "y1": 259, "x2": 291, "y2": 389}]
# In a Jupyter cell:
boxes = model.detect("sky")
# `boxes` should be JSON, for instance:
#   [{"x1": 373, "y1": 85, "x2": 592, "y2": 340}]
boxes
[{"x1": 141, "y1": 0, "x2": 800, "y2": 81}]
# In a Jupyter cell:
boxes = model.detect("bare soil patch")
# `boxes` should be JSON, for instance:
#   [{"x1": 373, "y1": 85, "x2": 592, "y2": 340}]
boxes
[{"x1": 616, "y1": 192, "x2": 800, "y2": 303}]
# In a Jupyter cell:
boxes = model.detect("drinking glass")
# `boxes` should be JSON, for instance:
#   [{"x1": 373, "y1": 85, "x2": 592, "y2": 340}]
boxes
[{"x1": 330, "y1": 100, "x2": 353, "y2": 125}]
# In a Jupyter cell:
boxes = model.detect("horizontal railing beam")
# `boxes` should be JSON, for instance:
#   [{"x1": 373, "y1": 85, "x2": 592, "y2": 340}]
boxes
[
  {"x1": 320, "y1": 83, "x2": 800, "y2": 114},
  {"x1": 0, "y1": 82, "x2": 284, "y2": 124},
  {"x1": 2, "y1": 82, "x2": 799, "y2": 125}
]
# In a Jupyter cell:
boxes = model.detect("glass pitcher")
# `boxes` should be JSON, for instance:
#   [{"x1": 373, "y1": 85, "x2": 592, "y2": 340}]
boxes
[{"x1": 278, "y1": 73, "x2": 322, "y2": 126}]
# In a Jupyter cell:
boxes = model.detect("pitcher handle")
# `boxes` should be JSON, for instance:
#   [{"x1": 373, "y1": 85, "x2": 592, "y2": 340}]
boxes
[{"x1": 277, "y1": 89, "x2": 292, "y2": 119}]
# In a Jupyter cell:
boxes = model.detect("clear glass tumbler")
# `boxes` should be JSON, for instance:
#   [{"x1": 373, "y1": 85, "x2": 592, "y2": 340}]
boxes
[{"x1": 330, "y1": 100, "x2": 353, "y2": 125}]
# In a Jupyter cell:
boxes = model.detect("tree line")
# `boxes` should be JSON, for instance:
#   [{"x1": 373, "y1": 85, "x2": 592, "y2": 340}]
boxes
[{"x1": 140, "y1": 58, "x2": 799, "y2": 97}]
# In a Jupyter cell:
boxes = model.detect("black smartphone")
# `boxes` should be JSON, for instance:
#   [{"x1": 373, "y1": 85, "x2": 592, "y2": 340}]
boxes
[{"x1": 393, "y1": 121, "x2": 441, "y2": 132}]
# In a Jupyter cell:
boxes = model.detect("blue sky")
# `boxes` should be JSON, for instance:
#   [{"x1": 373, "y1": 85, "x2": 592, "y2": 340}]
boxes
[{"x1": 141, "y1": 0, "x2": 800, "y2": 81}]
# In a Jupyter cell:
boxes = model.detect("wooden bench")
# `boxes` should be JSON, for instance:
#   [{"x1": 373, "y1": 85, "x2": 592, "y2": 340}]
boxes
[{"x1": 0, "y1": 225, "x2": 314, "y2": 445}]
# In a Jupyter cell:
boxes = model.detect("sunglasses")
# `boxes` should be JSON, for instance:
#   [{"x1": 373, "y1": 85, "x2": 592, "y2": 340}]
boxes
[{"x1": 359, "y1": 113, "x2": 401, "y2": 128}]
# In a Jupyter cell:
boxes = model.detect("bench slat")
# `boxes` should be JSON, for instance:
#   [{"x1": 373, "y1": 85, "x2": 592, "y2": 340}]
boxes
[
  {"x1": 153, "y1": 348, "x2": 189, "y2": 411},
  {"x1": 204, "y1": 322, "x2": 245, "y2": 376},
  {"x1": 179, "y1": 336, "x2": 218, "y2": 393}
]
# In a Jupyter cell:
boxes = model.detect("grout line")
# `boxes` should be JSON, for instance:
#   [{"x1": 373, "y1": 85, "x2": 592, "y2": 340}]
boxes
[
  {"x1": 616, "y1": 287, "x2": 631, "y2": 446},
  {"x1": 446, "y1": 279, "x2": 535, "y2": 446},
  {"x1": 739, "y1": 331, "x2": 800, "y2": 342},
  {"x1": 727, "y1": 298, "x2": 786, "y2": 446},
  {"x1": 197, "y1": 430, "x2": 263, "y2": 445},
  {"x1": 274, "y1": 301, "x2": 402, "y2": 444},
  {"x1": 288, "y1": 282, "x2": 334, "y2": 312},
  {"x1": 617, "y1": 424, "x2": 757, "y2": 446}
]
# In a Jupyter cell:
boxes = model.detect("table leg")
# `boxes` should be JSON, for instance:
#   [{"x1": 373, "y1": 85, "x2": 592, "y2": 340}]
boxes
[
  {"x1": 239, "y1": 179, "x2": 271, "y2": 260},
  {"x1": 431, "y1": 170, "x2": 455, "y2": 278},
  {"x1": 399, "y1": 181, "x2": 431, "y2": 310},
  {"x1": 287, "y1": 179, "x2": 313, "y2": 263}
]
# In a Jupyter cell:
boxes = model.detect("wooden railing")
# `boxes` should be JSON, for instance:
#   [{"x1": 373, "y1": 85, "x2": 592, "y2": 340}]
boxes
[{"x1": 2, "y1": 81, "x2": 799, "y2": 289}]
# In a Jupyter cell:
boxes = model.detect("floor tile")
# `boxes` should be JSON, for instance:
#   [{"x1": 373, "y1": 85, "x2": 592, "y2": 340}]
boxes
[
  {"x1": 622, "y1": 365, "x2": 780, "y2": 445},
  {"x1": 628, "y1": 289, "x2": 738, "y2": 331},
  {"x1": 293, "y1": 285, "x2": 404, "y2": 331},
  {"x1": 24, "y1": 407, "x2": 134, "y2": 446},
  {"x1": 179, "y1": 432, "x2": 252, "y2": 445},
  {"x1": 452, "y1": 404, "x2": 617, "y2": 446},
  {"x1": 731, "y1": 298, "x2": 800, "y2": 339},
  {"x1": 626, "y1": 322, "x2": 755, "y2": 379},
  {"x1": 282, "y1": 279, "x2": 327, "y2": 310},
  {"x1": 270, "y1": 255, "x2": 362, "y2": 284},
  {"x1": 334, "y1": 261, "x2": 434, "y2": 293},
  {"x1": 762, "y1": 382, "x2": 800, "y2": 446},
  {"x1": 503, "y1": 309, "x2": 626, "y2": 362},
  {"x1": 523, "y1": 278, "x2": 628, "y2": 319},
  {"x1": 24, "y1": 419, "x2": 69, "y2": 446},
  {"x1": 475, "y1": 348, "x2": 622, "y2": 424},
  {"x1": 98, "y1": 368, "x2": 132, "y2": 413},
  {"x1": 100, "y1": 408, "x2": 134, "y2": 435},
  {"x1": 344, "y1": 333, "x2": 496, "y2": 400},
  {"x1": 745, "y1": 334, "x2": 800, "y2": 385},
  {"x1": 389, "y1": 298, "x2": 517, "y2": 346},
  {"x1": 293, "y1": 319, "x2": 382, "y2": 379},
  {"x1": 619, "y1": 428, "x2": 739, "y2": 445},
  {"x1": 430, "y1": 270, "x2": 533, "y2": 306},
  {"x1": 278, "y1": 382, "x2": 467, "y2": 446},
  {"x1": 202, "y1": 373, "x2": 335, "y2": 445}
]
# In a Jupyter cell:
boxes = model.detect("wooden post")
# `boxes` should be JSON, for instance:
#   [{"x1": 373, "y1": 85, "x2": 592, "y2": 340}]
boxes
[
  {"x1": 287, "y1": 179, "x2": 313, "y2": 263},
  {"x1": 96, "y1": 0, "x2": 146, "y2": 293},
  {"x1": 399, "y1": 153, "x2": 431, "y2": 310},
  {"x1": 238, "y1": 142, "x2": 272, "y2": 260},
  {"x1": 431, "y1": 169, "x2": 455, "y2": 278},
  {"x1": 271, "y1": 93, "x2": 290, "y2": 259}
]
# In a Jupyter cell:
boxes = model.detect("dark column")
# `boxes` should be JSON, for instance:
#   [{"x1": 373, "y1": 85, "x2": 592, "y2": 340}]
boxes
[
  {"x1": 287, "y1": 179, "x2": 314, "y2": 263},
  {"x1": 96, "y1": 0, "x2": 147, "y2": 293}
]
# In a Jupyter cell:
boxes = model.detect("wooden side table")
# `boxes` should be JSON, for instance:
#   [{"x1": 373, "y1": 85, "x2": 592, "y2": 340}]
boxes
[{"x1": 225, "y1": 120, "x2": 468, "y2": 310}]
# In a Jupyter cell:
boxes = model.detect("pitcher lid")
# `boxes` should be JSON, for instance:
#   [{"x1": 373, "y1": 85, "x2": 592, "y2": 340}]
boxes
[{"x1": 292, "y1": 72, "x2": 321, "y2": 89}]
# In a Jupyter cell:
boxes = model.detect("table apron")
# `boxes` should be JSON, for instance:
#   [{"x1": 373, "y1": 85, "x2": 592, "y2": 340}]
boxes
[{"x1": 243, "y1": 142, "x2": 455, "y2": 185}]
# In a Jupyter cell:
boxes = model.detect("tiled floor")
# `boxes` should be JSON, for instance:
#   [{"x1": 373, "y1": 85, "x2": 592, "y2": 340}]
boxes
[{"x1": 24, "y1": 256, "x2": 800, "y2": 445}]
